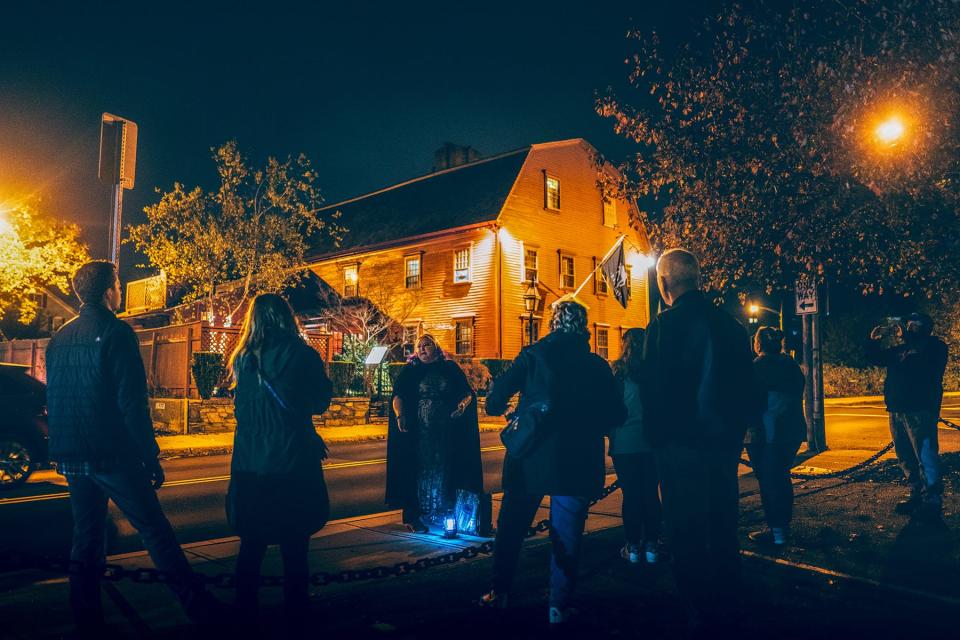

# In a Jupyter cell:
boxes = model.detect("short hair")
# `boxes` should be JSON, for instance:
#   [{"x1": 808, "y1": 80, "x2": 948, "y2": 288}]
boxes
[
  {"x1": 656, "y1": 248, "x2": 701, "y2": 291},
  {"x1": 549, "y1": 300, "x2": 589, "y2": 339},
  {"x1": 72, "y1": 261, "x2": 118, "y2": 304},
  {"x1": 755, "y1": 326, "x2": 784, "y2": 355}
]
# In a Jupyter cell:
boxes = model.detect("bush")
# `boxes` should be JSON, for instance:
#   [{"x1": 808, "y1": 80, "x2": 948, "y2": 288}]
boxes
[
  {"x1": 480, "y1": 359, "x2": 511, "y2": 383},
  {"x1": 327, "y1": 361, "x2": 362, "y2": 397},
  {"x1": 456, "y1": 358, "x2": 493, "y2": 395},
  {"x1": 822, "y1": 364, "x2": 885, "y2": 398},
  {"x1": 191, "y1": 352, "x2": 225, "y2": 400}
]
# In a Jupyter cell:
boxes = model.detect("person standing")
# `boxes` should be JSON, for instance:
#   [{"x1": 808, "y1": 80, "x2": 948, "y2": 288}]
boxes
[
  {"x1": 642, "y1": 249, "x2": 755, "y2": 632},
  {"x1": 386, "y1": 334, "x2": 485, "y2": 534},
  {"x1": 45, "y1": 261, "x2": 221, "y2": 636},
  {"x1": 866, "y1": 313, "x2": 948, "y2": 522},
  {"x1": 745, "y1": 326, "x2": 806, "y2": 548},
  {"x1": 609, "y1": 327, "x2": 661, "y2": 565},
  {"x1": 227, "y1": 293, "x2": 334, "y2": 629},
  {"x1": 480, "y1": 300, "x2": 625, "y2": 625}
]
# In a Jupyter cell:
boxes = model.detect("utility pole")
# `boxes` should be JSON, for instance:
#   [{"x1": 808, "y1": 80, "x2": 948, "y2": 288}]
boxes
[{"x1": 98, "y1": 113, "x2": 138, "y2": 267}]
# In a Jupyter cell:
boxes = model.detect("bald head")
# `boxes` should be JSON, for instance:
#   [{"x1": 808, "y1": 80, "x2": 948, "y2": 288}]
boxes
[{"x1": 656, "y1": 248, "x2": 701, "y2": 305}]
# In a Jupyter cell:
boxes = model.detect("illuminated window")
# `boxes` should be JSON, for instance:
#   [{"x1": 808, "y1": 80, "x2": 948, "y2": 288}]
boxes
[
  {"x1": 560, "y1": 255, "x2": 575, "y2": 289},
  {"x1": 455, "y1": 318, "x2": 474, "y2": 355},
  {"x1": 405, "y1": 256, "x2": 421, "y2": 289},
  {"x1": 545, "y1": 175, "x2": 560, "y2": 210},
  {"x1": 595, "y1": 325, "x2": 609, "y2": 360},
  {"x1": 602, "y1": 200, "x2": 617, "y2": 227},
  {"x1": 625, "y1": 265, "x2": 632, "y2": 300},
  {"x1": 454, "y1": 247, "x2": 471, "y2": 283},
  {"x1": 523, "y1": 247, "x2": 539, "y2": 283},
  {"x1": 594, "y1": 257, "x2": 608, "y2": 295},
  {"x1": 343, "y1": 265, "x2": 358, "y2": 297}
]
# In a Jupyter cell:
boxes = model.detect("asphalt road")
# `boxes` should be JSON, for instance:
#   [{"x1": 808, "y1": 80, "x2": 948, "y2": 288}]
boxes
[
  {"x1": 0, "y1": 432, "x2": 508, "y2": 567},
  {"x1": 2, "y1": 400, "x2": 958, "y2": 574}
]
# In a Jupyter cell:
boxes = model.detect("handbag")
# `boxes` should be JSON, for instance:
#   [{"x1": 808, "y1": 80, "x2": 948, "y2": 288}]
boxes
[{"x1": 499, "y1": 400, "x2": 549, "y2": 458}]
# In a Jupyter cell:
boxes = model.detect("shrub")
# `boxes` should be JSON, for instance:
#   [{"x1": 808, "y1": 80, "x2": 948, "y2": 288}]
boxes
[
  {"x1": 822, "y1": 364, "x2": 885, "y2": 398},
  {"x1": 327, "y1": 361, "x2": 361, "y2": 397},
  {"x1": 480, "y1": 359, "x2": 511, "y2": 383},
  {"x1": 191, "y1": 351, "x2": 225, "y2": 400}
]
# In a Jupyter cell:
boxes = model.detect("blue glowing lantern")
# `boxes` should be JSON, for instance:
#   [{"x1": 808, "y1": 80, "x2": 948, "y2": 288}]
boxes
[{"x1": 443, "y1": 516, "x2": 458, "y2": 539}]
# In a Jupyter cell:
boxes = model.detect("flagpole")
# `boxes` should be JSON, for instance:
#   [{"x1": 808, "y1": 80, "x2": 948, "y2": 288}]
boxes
[{"x1": 571, "y1": 234, "x2": 626, "y2": 298}]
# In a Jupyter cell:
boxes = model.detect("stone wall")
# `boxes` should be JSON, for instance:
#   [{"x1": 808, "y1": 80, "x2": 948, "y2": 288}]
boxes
[{"x1": 151, "y1": 396, "x2": 376, "y2": 434}]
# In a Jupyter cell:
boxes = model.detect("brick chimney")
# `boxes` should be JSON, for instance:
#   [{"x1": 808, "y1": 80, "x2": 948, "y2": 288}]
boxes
[{"x1": 433, "y1": 143, "x2": 480, "y2": 172}]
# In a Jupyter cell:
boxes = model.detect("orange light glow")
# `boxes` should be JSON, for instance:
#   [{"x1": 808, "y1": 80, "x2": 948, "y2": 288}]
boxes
[{"x1": 874, "y1": 115, "x2": 906, "y2": 146}]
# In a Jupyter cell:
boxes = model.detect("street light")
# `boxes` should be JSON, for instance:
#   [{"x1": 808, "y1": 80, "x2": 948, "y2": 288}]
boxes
[
  {"x1": 746, "y1": 301, "x2": 783, "y2": 329},
  {"x1": 523, "y1": 277, "x2": 541, "y2": 346},
  {"x1": 874, "y1": 114, "x2": 906, "y2": 147}
]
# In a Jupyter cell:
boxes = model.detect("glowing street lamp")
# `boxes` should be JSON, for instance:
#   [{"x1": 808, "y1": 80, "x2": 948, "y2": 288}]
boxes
[{"x1": 874, "y1": 115, "x2": 906, "y2": 147}]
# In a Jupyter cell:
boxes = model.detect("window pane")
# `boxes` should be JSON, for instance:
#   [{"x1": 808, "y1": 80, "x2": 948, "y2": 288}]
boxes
[
  {"x1": 596, "y1": 327, "x2": 609, "y2": 360},
  {"x1": 561, "y1": 256, "x2": 575, "y2": 289},
  {"x1": 522, "y1": 318, "x2": 540, "y2": 346},
  {"x1": 344, "y1": 266, "x2": 358, "y2": 297},
  {"x1": 455, "y1": 320, "x2": 474, "y2": 355},
  {"x1": 454, "y1": 248, "x2": 471, "y2": 283},
  {"x1": 405, "y1": 257, "x2": 420, "y2": 288},
  {"x1": 545, "y1": 176, "x2": 560, "y2": 209},
  {"x1": 597, "y1": 271, "x2": 608, "y2": 294},
  {"x1": 524, "y1": 248, "x2": 538, "y2": 283},
  {"x1": 603, "y1": 200, "x2": 617, "y2": 227}
]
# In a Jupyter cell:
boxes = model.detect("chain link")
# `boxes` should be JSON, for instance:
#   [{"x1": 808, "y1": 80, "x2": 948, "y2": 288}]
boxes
[{"x1": 739, "y1": 441, "x2": 896, "y2": 480}]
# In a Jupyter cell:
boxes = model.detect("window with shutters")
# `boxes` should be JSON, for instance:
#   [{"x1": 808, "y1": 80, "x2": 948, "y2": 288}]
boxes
[
  {"x1": 595, "y1": 325, "x2": 610, "y2": 360},
  {"x1": 453, "y1": 247, "x2": 471, "y2": 283},
  {"x1": 455, "y1": 318, "x2": 474, "y2": 355},
  {"x1": 404, "y1": 256, "x2": 421, "y2": 289},
  {"x1": 560, "y1": 254, "x2": 575, "y2": 289},
  {"x1": 523, "y1": 247, "x2": 539, "y2": 283}
]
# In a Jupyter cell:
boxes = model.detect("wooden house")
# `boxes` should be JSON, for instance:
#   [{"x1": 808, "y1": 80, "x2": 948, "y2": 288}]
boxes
[{"x1": 306, "y1": 138, "x2": 654, "y2": 362}]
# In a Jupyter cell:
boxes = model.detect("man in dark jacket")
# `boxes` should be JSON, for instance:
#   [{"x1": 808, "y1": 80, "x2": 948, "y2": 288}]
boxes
[
  {"x1": 481, "y1": 300, "x2": 625, "y2": 624},
  {"x1": 642, "y1": 248, "x2": 754, "y2": 631},
  {"x1": 46, "y1": 261, "x2": 219, "y2": 634},
  {"x1": 866, "y1": 313, "x2": 948, "y2": 521}
]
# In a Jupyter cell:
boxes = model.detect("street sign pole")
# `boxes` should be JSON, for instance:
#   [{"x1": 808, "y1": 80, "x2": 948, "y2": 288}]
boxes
[
  {"x1": 796, "y1": 280, "x2": 826, "y2": 451},
  {"x1": 109, "y1": 184, "x2": 123, "y2": 264}
]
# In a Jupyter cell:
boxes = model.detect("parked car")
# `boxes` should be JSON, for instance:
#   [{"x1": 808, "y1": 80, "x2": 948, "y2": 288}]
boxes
[{"x1": 0, "y1": 363, "x2": 48, "y2": 487}]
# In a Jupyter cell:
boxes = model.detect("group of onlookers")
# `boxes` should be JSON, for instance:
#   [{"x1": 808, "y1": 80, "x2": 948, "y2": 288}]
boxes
[{"x1": 42, "y1": 251, "x2": 948, "y2": 636}]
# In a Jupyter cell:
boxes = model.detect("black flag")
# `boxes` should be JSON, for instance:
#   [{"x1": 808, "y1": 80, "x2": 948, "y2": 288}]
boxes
[{"x1": 601, "y1": 241, "x2": 629, "y2": 308}]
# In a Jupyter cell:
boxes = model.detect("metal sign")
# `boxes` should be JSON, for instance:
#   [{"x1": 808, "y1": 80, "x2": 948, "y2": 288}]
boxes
[
  {"x1": 99, "y1": 113, "x2": 138, "y2": 189},
  {"x1": 795, "y1": 282, "x2": 818, "y2": 315},
  {"x1": 364, "y1": 346, "x2": 389, "y2": 366},
  {"x1": 125, "y1": 273, "x2": 167, "y2": 315}
]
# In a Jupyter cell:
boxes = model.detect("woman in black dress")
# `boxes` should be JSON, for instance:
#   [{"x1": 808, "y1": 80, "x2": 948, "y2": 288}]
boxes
[{"x1": 386, "y1": 334, "x2": 484, "y2": 534}]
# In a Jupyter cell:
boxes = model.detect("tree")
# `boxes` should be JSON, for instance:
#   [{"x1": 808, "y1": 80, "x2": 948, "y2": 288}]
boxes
[
  {"x1": 0, "y1": 202, "x2": 89, "y2": 327},
  {"x1": 128, "y1": 141, "x2": 344, "y2": 319},
  {"x1": 598, "y1": 0, "x2": 960, "y2": 301}
]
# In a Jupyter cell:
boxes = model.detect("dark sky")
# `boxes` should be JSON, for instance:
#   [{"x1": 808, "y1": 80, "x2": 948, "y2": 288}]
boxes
[{"x1": 0, "y1": 1, "x2": 718, "y2": 280}]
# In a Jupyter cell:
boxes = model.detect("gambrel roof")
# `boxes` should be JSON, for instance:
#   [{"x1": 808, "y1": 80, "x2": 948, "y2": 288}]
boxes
[{"x1": 309, "y1": 146, "x2": 530, "y2": 257}]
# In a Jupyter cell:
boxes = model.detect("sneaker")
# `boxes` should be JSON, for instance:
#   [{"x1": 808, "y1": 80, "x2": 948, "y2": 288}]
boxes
[
  {"x1": 748, "y1": 529, "x2": 786, "y2": 547},
  {"x1": 549, "y1": 606, "x2": 577, "y2": 624},
  {"x1": 894, "y1": 497, "x2": 921, "y2": 515},
  {"x1": 644, "y1": 541, "x2": 659, "y2": 564},
  {"x1": 619, "y1": 543, "x2": 641, "y2": 564},
  {"x1": 478, "y1": 590, "x2": 508, "y2": 609}
]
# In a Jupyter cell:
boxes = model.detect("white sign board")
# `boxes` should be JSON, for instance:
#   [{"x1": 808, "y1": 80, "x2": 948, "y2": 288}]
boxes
[
  {"x1": 364, "y1": 346, "x2": 389, "y2": 366},
  {"x1": 795, "y1": 282, "x2": 818, "y2": 315}
]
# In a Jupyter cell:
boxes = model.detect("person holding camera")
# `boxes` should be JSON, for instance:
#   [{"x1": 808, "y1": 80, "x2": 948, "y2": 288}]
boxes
[{"x1": 866, "y1": 313, "x2": 948, "y2": 522}]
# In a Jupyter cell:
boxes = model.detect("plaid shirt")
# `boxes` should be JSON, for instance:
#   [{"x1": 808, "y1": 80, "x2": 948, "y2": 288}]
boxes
[{"x1": 55, "y1": 461, "x2": 94, "y2": 477}]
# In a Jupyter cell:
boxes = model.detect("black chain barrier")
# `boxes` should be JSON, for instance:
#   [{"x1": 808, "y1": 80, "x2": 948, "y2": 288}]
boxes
[
  {"x1": 940, "y1": 416, "x2": 960, "y2": 431},
  {"x1": 0, "y1": 480, "x2": 622, "y2": 589}
]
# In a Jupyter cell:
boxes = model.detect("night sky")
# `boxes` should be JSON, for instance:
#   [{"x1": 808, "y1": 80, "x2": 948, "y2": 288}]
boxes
[{"x1": 0, "y1": 1, "x2": 720, "y2": 281}]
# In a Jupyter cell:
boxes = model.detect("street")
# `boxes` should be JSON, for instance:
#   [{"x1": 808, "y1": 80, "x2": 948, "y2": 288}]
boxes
[
  {"x1": 0, "y1": 432, "x2": 508, "y2": 569},
  {"x1": 2, "y1": 400, "x2": 959, "y2": 576}
]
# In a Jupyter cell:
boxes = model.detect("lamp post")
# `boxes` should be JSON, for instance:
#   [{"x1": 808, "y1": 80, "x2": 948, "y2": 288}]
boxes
[
  {"x1": 747, "y1": 302, "x2": 783, "y2": 330},
  {"x1": 523, "y1": 277, "x2": 541, "y2": 346}
]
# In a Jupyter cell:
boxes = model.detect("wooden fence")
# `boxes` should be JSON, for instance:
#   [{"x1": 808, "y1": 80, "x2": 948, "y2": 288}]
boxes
[{"x1": 2, "y1": 322, "x2": 342, "y2": 398}]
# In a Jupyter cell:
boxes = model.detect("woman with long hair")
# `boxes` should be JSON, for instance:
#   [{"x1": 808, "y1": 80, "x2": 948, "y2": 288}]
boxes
[
  {"x1": 226, "y1": 293, "x2": 333, "y2": 629},
  {"x1": 385, "y1": 334, "x2": 485, "y2": 534},
  {"x1": 746, "y1": 326, "x2": 805, "y2": 548},
  {"x1": 610, "y1": 327, "x2": 661, "y2": 564}
]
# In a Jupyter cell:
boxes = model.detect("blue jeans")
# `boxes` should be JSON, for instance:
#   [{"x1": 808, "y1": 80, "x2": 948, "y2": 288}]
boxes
[
  {"x1": 492, "y1": 492, "x2": 590, "y2": 608},
  {"x1": 890, "y1": 411, "x2": 942, "y2": 506},
  {"x1": 66, "y1": 467, "x2": 200, "y2": 625}
]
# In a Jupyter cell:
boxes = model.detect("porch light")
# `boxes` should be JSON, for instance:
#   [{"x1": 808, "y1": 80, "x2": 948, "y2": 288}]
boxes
[{"x1": 523, "y1": 279, "x2": 540, "y2": 313}]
